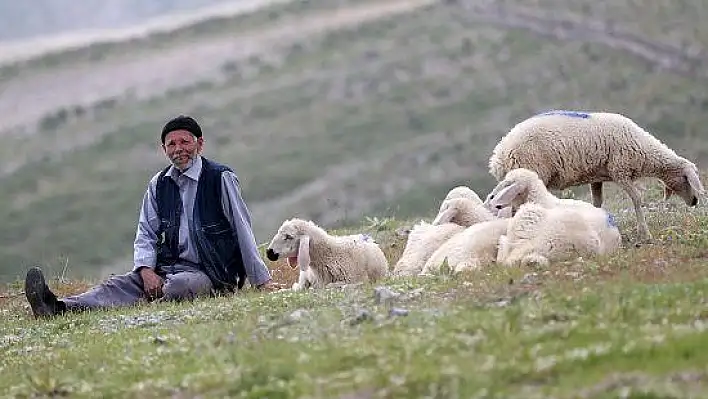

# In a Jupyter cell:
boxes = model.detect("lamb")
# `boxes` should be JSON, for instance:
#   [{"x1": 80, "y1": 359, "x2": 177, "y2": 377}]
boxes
[
  {"x1": 421, "y1": 218, "x2": 510, "y2": 275},
  {"x1": 265, "y1": 218, "x2": 388, "y2": 290},
  {"x1": 483, "y1": 168, "x2": 597, "y2": 215},
  {"x1": 488, "y1": 110, "x2": 705, "y2": 241},
  {"x1": 392, "y1": 187, "x2": 491, "y2": 276},
  {"x1": 391, "y1": 221, "x2": 465, "y2": 276},
  {"x1": 433, "y1": 197, "x2": 497, "y2": 226},
  {"x1": 496, "y1": 202, "x2": 622, "y2": 267}
]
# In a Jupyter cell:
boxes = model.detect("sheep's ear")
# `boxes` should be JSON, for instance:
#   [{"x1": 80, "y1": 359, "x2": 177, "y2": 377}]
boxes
[
  {"x1": 297, "y1": 235, "x2": 311, "y2": 271},
  {"x1": 432, "y1": 208, "x2": 456, "y2": 225},
  {"x1": 490, "y1": 183, "x2": 523, "y2": 209},
  {"x1": 497, "y1": 206, "x2": 513, "y2": 218},
  {"x1": 685, "y1": 166, "x2": 705, "y2": 196}
]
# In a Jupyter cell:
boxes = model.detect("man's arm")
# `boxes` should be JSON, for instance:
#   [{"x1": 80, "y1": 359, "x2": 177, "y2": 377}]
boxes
[
  {"x1": 133, "y1": 176, "x2": 161, "y2": 272},
  {"x1": 220, "y1": 171, "x2": 273, "y2": 287}
]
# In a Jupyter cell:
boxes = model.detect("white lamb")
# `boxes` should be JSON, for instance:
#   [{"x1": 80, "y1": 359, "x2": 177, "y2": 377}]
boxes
[
  {"x1": 392, "y1": 187, "x2": 491, "y2": 276},
  {"x1": 484, "y1": 168, "x2": 597, "y2": 215},
  {"x1": 488, "y1": 110, "x2": 705, "y2": 241},
  {"x1": 265, "y1": 218, "x2": 388, "y2": 290},
  {"x1": 496, "y1": 202, "x2": 622, "y2": 267},
  {"x1": 391, "y1": 221, "x2": 465, "y2": 277},
  {"x1": 421, "y1": 218, "x2": 510, "y2": 275},
  {"x1": 433, "y1": 197, "x2": 497, "y2": 226}
]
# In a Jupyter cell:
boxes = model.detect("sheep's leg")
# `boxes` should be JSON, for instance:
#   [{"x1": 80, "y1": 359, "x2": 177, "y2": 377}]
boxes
[
  {"x1": 619, "y1": 181, "x2": 652, "y2": 242},
  {"x1": 590, "y1": 183, "x2": 603, "y2": 208}
]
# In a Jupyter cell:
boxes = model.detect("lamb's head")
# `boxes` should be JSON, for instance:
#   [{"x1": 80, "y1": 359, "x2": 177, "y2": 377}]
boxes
[
  {"x1": 442, "y1": 185, "x2": 483, "y2": 205},
  {"x1": 661, "y1": 160, "x2": 705, "y2": 207},
  {"x1": 265, "y1": 218, "x2": 314, "y2": 271},
  {"x1": 433, "y1": 197, "x2": 495, "y2": 226},
  {"x1": 484, "y1": 168, "x2": 543, "y2": 215}
]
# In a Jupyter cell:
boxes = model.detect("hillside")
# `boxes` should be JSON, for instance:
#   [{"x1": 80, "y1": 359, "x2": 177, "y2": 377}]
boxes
[{"x1": 1, "y1": 0, "x2": 708, "y2": 282}]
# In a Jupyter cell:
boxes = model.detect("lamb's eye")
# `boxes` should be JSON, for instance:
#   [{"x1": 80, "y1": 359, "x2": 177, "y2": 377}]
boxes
[{"x1": 284, "y1": 234, "x2": 293, "y2": 240}]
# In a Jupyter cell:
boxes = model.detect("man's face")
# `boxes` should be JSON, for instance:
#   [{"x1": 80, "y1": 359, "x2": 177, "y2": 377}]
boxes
[{"x1": 162, "y1": 130, "x2": 203, "y2": 170}]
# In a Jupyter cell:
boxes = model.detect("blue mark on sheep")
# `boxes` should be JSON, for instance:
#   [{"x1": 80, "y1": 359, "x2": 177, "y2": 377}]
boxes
[
  {"x1": 360, "y1": 234, "x2": 374, "y2": 242},
  {"x1": 536, "y1": 110, "x2": 591, "y2": 119},
  {"x1": 606, "y1": 212, "x2": 617, "y2": 228}
]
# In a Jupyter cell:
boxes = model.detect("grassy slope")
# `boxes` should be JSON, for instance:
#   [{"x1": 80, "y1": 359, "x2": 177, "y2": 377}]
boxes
[
  {"x1": 2, "y1": 186, "x2": 708, "y2": 397},
  {"x1": 1, "y1": 0, "x2": 708, "y2": 283}
]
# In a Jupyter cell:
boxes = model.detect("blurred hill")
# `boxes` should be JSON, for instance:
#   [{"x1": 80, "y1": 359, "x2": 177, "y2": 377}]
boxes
[{"x1": 0, "y1": 0, "x2": 707, "y2": 282}]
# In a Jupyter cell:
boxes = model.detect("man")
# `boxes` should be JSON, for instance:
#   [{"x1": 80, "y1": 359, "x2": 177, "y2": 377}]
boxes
[{"x1": 24, "y1": 115, "x2": 275, "y2": 318}]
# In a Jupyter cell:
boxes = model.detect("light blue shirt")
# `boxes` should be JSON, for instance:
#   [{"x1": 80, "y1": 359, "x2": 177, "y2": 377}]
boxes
[{"x1": 132, "y1": 156, "x2": 272, "y2": 286}]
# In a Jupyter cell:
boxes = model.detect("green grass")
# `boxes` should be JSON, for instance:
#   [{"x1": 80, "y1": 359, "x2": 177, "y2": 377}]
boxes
[
  {"x1": 3, "y1": 191, "x2": 708, "y2": 397},
  {"x1": 1, "y1": 0, "x2": 708, "y2": 282}
]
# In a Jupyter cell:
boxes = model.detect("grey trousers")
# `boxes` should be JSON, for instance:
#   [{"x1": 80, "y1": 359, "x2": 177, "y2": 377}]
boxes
[{"x1": 61, "y1": 264, "x2": 213, "y2": 311}]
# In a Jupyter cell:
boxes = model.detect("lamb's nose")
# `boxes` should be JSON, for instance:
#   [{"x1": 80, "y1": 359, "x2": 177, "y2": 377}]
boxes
[{"x1": 266, "y1": 248, "x2": 278, "y2": 261}]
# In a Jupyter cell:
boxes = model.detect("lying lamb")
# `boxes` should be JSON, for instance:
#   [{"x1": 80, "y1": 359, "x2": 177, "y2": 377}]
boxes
[
  {"x1": 496, "y1": 202, "x2": 622, "y2": 267},
  {"x1": 265, "y1": 218, "x2": 388, "y2": 290},
  {"x1": 421, "y1": 218, "x2": 510, "y2": 275}
]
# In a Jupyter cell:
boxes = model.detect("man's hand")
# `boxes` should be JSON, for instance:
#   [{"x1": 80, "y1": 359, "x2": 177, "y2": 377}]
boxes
[
  {"x1": 256, "y1": 280, "x2": 278, "y2": 292},
  {"x1": 138, "y1": 267, "x2": 164, "y2": 300}
]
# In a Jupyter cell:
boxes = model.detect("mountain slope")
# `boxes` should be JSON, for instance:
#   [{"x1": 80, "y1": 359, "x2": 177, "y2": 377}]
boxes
[{"x1": 1, "y1": 0, "x2": 707, "y2": 281}]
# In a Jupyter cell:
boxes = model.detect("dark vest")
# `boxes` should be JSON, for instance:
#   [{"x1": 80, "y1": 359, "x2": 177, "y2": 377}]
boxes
[{"x1": 154, "y1": 156, "x2": 246, "y2": 291}]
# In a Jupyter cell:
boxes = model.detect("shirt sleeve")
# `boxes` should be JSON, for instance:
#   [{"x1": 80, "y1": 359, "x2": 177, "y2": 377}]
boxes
[
  {"x1": 220, "y1": 171, "x2": 272, "y2": 286},
  {"x1": 133, "y1": 174, "x2": 161, "y2": 271}
]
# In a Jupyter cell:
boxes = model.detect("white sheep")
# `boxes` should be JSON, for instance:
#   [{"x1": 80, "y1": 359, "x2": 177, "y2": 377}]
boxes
[
  {"x1": 496, "y1": 202, "x2": 622, "y2": 267},
  {"x1": 391, "y1": 221, "x2": 465, "y2": 277},
  {"x1": 265, "y1": 218, "x2": 388, "y2": 290},
  {"x1": 433, "y1": 197, "x2": 497, "y2": 226},
  {"x1": 484, "y1": 168, "x2": 597, "y2": 215},
  {"x1": 488, "y1": 110, "x2": 705, "y2": 241},
  {"x1": 421, "y1": 218, "x2": 510, "y2": 275},
  {"x1": 440, "y1": 185, "x2": 483, "y2": 205}
]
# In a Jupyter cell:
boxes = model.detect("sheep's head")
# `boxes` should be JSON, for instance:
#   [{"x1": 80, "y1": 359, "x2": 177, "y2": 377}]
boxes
[
  {"x1": 442, "y1": 186, "x2": 483, "y2": 206},
  {"x1": 661, "y1": 161, "x2": 705, "y2": 207},
  {"x1": 265, "y1": 218, "x2": 313, "y2": 270},
  {"x1": 433, "y1": 198, "x2": 495, "y2": 226},
  {"x1": 484, "y1": 168, "x2": 540, "y2": 214}
]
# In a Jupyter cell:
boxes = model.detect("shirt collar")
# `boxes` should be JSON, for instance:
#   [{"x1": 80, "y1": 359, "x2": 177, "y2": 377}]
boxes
[{"x1": 167, "y1": 155, "x2": 202, "y2": 182}]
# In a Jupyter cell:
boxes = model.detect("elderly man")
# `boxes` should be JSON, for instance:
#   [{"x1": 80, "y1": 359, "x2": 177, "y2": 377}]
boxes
[{"x1": 25, "y1": 115, "x2": 274, "y2": 318}]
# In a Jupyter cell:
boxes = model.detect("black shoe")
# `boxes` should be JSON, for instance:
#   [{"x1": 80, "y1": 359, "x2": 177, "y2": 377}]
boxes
[{"x1": 24, "y1": 267, "x2": 63, "y2": 318}]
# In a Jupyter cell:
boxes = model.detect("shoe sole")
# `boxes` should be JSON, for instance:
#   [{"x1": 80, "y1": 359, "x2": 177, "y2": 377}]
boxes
[{"x1": 24, "y1": 267, "x2": 54, "y2": 318}]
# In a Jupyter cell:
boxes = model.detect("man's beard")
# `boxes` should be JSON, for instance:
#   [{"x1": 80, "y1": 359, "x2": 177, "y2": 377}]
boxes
[{"x1": 172, "y1": 152, "x2": 197, "y2": 171}]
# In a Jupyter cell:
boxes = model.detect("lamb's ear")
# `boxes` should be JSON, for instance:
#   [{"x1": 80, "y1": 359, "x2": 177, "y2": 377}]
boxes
[
  {"x1": 489, "y1": 183, "x2": 523, "y2": 209},
  {"x1": 685, "y1": 166, "x2": 705, "y2": 196},
  {"x1": 432, "y1": 208, "x2": 456, "y2": 225},
  {"x1": 497, "y1": 206, "x2": 513, "y2": 218},
  {"x1": 297, "y1": 235, "x2": 311, "y2": 271}
]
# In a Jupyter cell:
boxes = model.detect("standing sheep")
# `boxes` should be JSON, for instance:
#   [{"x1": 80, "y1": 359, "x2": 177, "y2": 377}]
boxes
[
  {"x1": 265, "y1": 218, "x2": 388, "y2": 290},
  {"x1": 488, "y1": 110, "x2": 705, "y2": 241},
  {"x1": 496, "y1": 202, "x2": 622, "y2": 267}
]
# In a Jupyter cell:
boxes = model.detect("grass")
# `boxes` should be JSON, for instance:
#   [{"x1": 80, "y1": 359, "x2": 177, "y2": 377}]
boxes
[
  {"x1": 1, "y1": 0, "x2": 708, "y2": 283},
  {"x1": 3, "y1": 183, "x2": 708, "y2": 397}
]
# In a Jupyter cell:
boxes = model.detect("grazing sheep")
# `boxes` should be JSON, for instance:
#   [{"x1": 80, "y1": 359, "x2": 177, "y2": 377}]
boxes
[
  {"x1": 265, "y1": 218, "x2": 388, "y2": 290},
  {"x1": 488, "y1": 110, "x2": 705, "y2": 240},
  {"x1": 392, "y1": 221, "x2": 465, "y2": 276},
  {"x1": 484, "y1": 168, "x2": 596, "y2": 215},
  {"x1": 496, "y1": 202, "x2": 622, "y2": 267},
  {"x1": 421, "y1": 218, "x2": 510, "y2": 275}
]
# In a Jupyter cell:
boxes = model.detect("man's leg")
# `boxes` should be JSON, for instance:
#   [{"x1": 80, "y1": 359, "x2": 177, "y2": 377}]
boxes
[
  {"x1": 161, "y1": 267, "x2": 214, "y2": 301},
  {"x1": 24, "y1": 266, "x2": 146, "y2": 318}
]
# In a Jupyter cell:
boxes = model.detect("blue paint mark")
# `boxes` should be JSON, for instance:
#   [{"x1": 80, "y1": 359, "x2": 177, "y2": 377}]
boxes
[
  {"x1": 360, "y1": 234, "x2": 373, "y2": 242},
  {"x1": 536, "y1": 110, "x2": 591, "y2": 119},
  {"x1": 606, "y1": 212, "x2": 617, "y2": 228}
]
